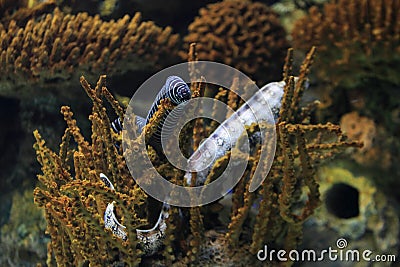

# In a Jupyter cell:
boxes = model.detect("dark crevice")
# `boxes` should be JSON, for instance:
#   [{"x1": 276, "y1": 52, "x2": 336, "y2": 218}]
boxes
[{"x1": 325, "y1": 183, "x2": 360, "y2": 219}]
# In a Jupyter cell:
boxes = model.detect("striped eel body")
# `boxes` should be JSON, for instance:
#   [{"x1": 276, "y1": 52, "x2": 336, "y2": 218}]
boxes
[
  {"x1": 105, "y1": 77, "x2": 295, "y2": 255},
  {"x1": 105, "y1": 76, "x2": 190, "y2": 255},
  {"x1": 111, "y1": 75, "x2": 191, "y2": 139},
  {"x1": 102, "y1": 173, "x2": 170, "y2": 255},
  {"x1": 184, "y1": 80, "x2": 286, "y2": 186}
]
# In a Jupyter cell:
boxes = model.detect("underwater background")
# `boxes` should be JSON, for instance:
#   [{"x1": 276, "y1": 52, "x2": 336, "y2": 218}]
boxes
[{"x1": 0, "y1": 0, "x2": 399, "y2": 266}]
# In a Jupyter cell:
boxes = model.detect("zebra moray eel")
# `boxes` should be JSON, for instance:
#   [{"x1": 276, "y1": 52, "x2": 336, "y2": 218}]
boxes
[
  {"x1": 102, "y1": 173, "x2": 170, "y2": 255},
  {"x1": 111, "y1": 76, "x2": 191, "y2": 140},
  {"x1": 184, "y1": 80, "x2": 289, "y2": 187},
  {"x1": 104, "y1": 76, "x2": 190, "y2": 254},
  {"x1": 104, "y1": 77, "x2": 298, "y2": 254}
]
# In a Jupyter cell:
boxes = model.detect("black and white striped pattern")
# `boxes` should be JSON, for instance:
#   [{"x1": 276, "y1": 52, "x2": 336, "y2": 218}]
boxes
[
  {"x1": 100, "y1": 173, "x2": 170, "y2": 255},
  {"x1": 185, "y1": 80, "x2": 287, "y2": 186},
  {"x1": 111, "y1": 116, "x2": 147, "y2": 135},
  {"x1": 111, "y1": 76, "x2": 191, "y2": 140},
  {"x1": 145, "y1": 76, "x2": 191, "y2": 146},
  {"x1": 146, "y1": 76, "x2": 192, "y2": 124},
  {"x1": 111, "y1": 117, "x2": 123, "y2": 134}
]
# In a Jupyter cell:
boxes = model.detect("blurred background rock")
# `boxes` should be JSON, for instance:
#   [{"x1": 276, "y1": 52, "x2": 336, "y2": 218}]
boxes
[{"x1": 0, "y1": 0, "x2": 399, "y2": 265}]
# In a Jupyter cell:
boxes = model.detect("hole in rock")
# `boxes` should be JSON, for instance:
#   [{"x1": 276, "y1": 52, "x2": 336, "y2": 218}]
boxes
[{"x1": 325, "y1": 183, "x2": 359, "y2": 219}]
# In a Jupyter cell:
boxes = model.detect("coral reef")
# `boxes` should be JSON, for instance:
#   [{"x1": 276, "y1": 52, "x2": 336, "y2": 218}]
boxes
[
  {"x1": 33, "y1": 46, "x2": 361, "y2": 266},
  {"x1": 181, "y1": 0, "x2": 289, "y2": 84},
  {"x1": 291, "y1": 0, "x2": 400, "y2": 120},
  {"x1": 0, "y1": 4, "x2": 180, "y2": 201},
  {"x1": 0, "y1": 2, "x2": 181, "y2": 205},
  {"x1": 292, "y1": 0, "x2": 400, "y2": 89},
  {"x1": 302, "y1": 166, "x2": 399, "y2": 266},
  {"x1": 0, "y1": 1, "x2": 393, "y2": 266},
  {"x1": 291, "y1": 0, "x2": 400, "y2": 196},
  {"x1": 0, "y1": 8, "x2": 179, "y2": 99},
  {"x1": 33, "y1": 76, "x2": 148, "y2": 266}
]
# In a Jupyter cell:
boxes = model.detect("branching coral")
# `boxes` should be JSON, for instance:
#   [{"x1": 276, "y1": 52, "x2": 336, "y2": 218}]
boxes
[
  {"x1": 291, "y1": 0, "x2": 400, "y2": 188},
  {"x1": 181, "y1": 0, "x2": 289, "y2": 84},
  {"x1": 242, "y1": 48, "x2": 361, "y2": 260},
  {"x1": 33, "y1": 77, "x2": 148, "y2": 266},
  {"x1": 0, "y1": 8, "x2": 179, "y2": 98},
  {"x1": 33, "y1": 46, "x2": 361, "y2": 266}
]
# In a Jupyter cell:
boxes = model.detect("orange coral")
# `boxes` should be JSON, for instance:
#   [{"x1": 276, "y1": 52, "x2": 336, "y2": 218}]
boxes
[
  {"x1": 340, "y1": 112, "x2": 375, "y2": 152},
  {"x1": 340, "y1": 111, "x2": 391, "y2": 169},
  {"x1": 0, "y1": 8, "x2": 179, "y2": 97},
  {"x1": 33, "y1": 47, "x2": 362, "y2": 266},
  {"x1": 33, "y1": 76, "x2": 148, "y2": 266},
  {"x1": 182, "y1": 0, "x2": 288, "y2": 84},
  {"x1": 291, "y1": 0, "x2": 399, "y2": 175}
]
